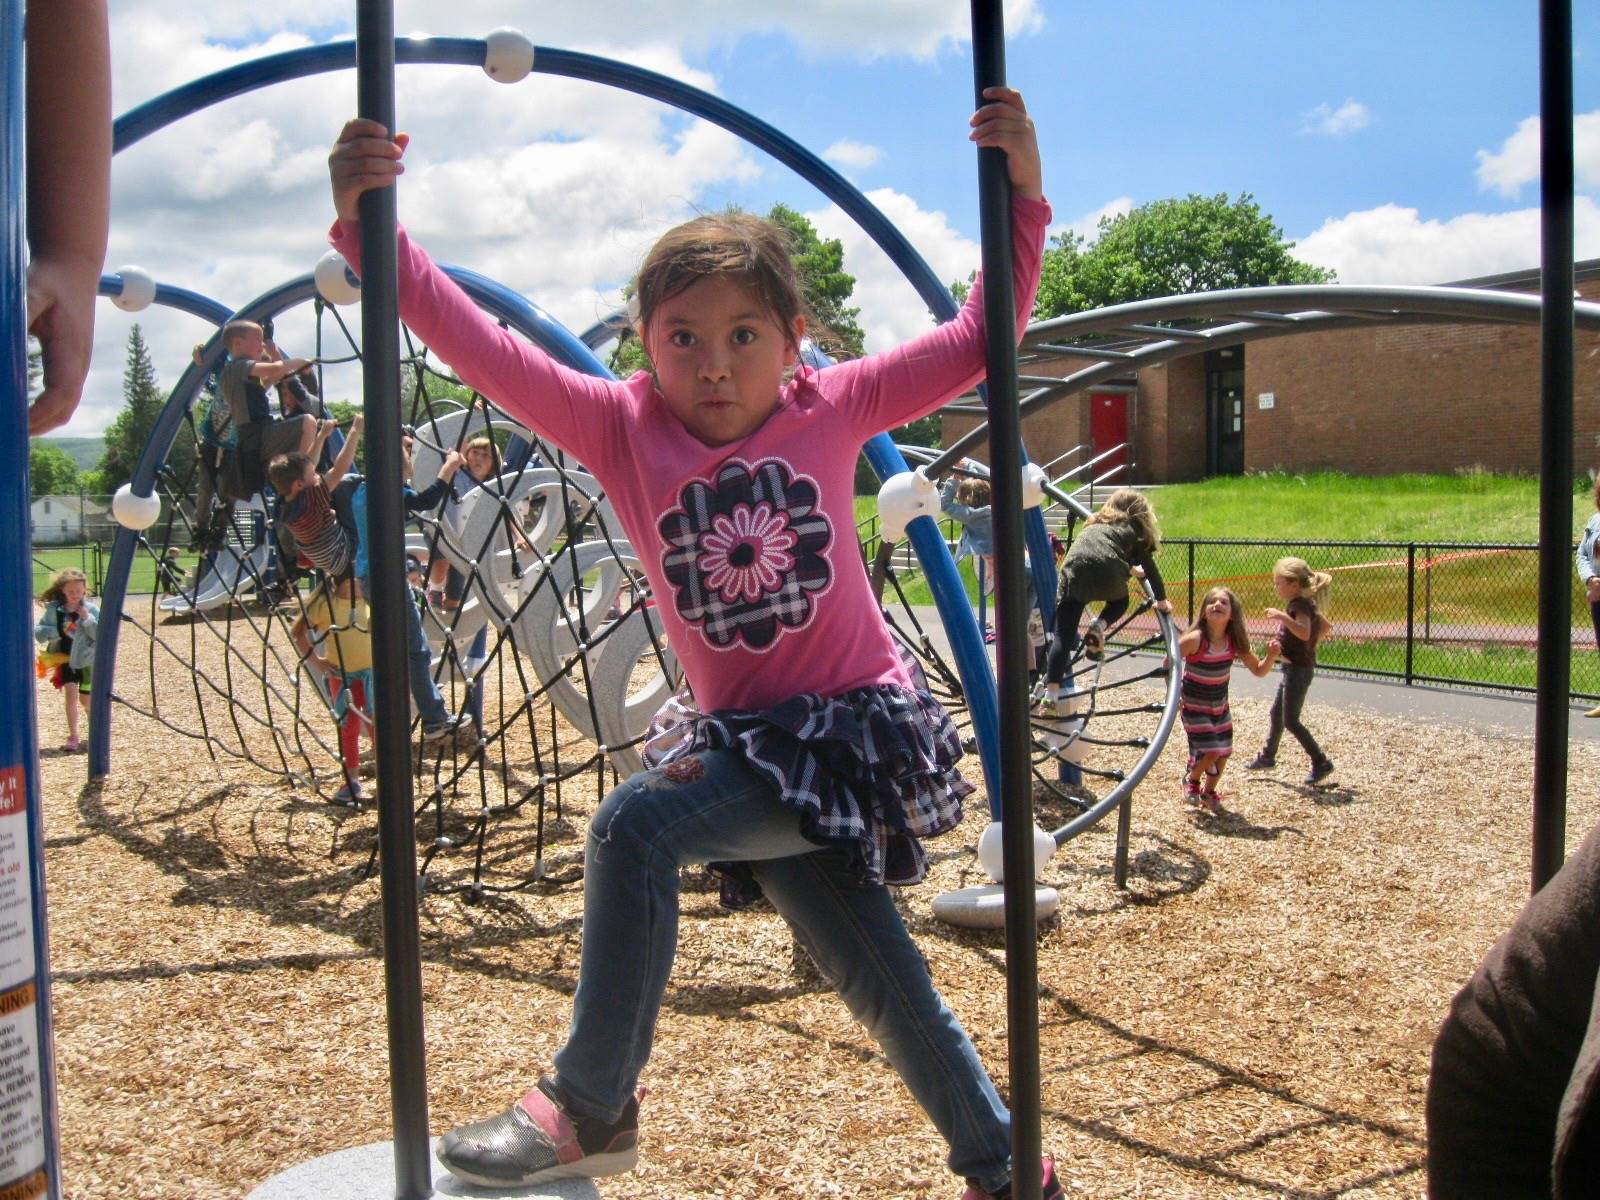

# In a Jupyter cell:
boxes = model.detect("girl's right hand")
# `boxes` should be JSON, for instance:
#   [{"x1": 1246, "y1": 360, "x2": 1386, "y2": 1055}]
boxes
[{"x1": 329, "y1": 118, "x2": 410, "y2": 224}]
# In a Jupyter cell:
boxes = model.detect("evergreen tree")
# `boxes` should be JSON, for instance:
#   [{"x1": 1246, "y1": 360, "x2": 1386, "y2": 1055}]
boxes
[{"x1": 98, "y1": 325, "x2": 165, "y2": 494}]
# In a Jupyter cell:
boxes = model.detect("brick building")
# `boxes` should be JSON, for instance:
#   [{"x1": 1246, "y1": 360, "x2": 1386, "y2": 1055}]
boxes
[{"x1": 944, "y1": 260, "x2": 1600, "y2": 483}]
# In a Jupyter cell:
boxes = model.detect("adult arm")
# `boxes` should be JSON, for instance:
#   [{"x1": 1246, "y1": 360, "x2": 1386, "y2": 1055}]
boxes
[
  {"x1": 1428, "y1": 820, "x2": 1600, "y2": 1198},
  {"x1": 24, "y1": 1, "x2": 112, "y2": 435}
]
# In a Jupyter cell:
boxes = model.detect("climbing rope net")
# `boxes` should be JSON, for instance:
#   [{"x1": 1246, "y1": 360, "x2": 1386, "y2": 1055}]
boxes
[
  {"x1": 106, "y1": 279, "x2": 1186, "y2": 903},
  {"x1": 113, "y1": 297, "x2": 676, "y2": 900}
]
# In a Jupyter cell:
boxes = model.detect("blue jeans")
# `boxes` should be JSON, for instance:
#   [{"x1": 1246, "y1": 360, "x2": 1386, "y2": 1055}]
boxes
[
  {"x1": 551, "y1": 748, "x2": 1012, "y2": 1190},
  {"x1": 358, "y1": 573, "x2": 449, "y2": 726}
]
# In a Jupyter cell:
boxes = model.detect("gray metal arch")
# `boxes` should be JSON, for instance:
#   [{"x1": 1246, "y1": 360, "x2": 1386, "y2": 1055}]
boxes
[{"x1": 938, "y1": 285, "x2": 1600, "y2": 463}]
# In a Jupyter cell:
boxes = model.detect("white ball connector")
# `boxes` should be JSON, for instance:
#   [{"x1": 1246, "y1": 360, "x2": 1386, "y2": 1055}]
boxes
[
  {"x1": 876, "y1": 468, "x2": 939, "y2": 541},
  {"x1": 1020, "y1": 462, "x2": 1048, "y2": 509},
  {"x1": 110, "y1": 266, "x2": 156, "y2": 312},
  {"x1": 314, "y1": 250, "x2": 362, "y2": 306},
  {"x1": 482, "y1": 28, "x2": 535, "y2": 83},
  {"x1": 111, "y1": 483, "x2": 161, "y2": 531},
  {"x1": 975, "y1": 819, "x2": 1057, "y2": 885}
]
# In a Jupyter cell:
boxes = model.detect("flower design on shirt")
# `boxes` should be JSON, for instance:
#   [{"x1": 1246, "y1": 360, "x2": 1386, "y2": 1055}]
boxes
[
  {"x1": 658, "y1": 458, "x2": 832, "y2": 650},
  {"x1": 698, "y1": 502, "x2": 796, "y2": 604}
]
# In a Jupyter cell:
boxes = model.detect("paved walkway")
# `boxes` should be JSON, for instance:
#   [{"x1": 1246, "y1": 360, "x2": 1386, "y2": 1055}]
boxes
[{"x1": 900, "y1": 606, "x2": 1600, "y2": 744}]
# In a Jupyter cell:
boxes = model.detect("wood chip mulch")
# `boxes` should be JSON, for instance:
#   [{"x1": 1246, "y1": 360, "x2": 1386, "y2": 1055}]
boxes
[{"x1": 31, "y1": 630, "x2": 1598, "y2": 1199}]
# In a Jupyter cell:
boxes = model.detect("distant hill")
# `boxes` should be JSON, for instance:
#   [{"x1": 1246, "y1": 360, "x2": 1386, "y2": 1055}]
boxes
[{"x1": 35, "y1": 437, "x2": 104, "y2": 472}]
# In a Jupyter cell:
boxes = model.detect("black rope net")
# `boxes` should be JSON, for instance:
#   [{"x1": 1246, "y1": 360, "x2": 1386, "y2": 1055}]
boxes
[
  {"x1": 113, "y1": 301, "x2": 673, "y2": 901},
  {"x1": 113, "y1": 296, "x2": 1178, "y2": 904}
]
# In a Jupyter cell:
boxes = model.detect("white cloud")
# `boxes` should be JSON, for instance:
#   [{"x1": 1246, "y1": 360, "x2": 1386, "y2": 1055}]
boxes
[
  {"x1": 1294, "y1": 197, "x2": 1600, "y2": 284},
  {"x1": 1298, "y1": 99, "x2": 1371, "y2": 138},
  {"x1": 1476, "y1": 110, "x2": 1600, "y2": 197},
  {"x1": 107, "y1": 1, "x2": 1047, "y2": 70},
  {"x1": 61, "y1": 5, "x2": 1054, "y2": 436},
  {"x1": 822, "y1": 139, "x2": 884, "y2": 173},
  {"x1": 806, "y1": 188, "x2": 983, "y2": 353},
  {"x1": 1053, "y1": 196, "x2": 1134, "y2": 245}
]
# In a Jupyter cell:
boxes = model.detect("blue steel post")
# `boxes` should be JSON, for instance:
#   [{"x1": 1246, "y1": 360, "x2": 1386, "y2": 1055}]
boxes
[
  {"x1": 1, "y1": 2, "x2": 62, "y2": 1194},
  {"x1": 970, "y1": 3, "x2": 1042, "y2": 1198},
  {"x1": 355, "y1": 8, "x2": 432, "y2": 1197},
  {"x1": 1532, "y1": 0, "x2": 1573, "y2": 891}
]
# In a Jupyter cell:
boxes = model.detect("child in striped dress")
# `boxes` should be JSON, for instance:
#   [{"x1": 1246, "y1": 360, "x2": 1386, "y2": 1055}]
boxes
[{"x1": 1178, "y1": 586, "x2": 1279, "y2": 813}]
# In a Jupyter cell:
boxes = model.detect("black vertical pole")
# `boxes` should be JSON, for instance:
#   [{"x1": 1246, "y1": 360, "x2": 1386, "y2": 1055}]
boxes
[
  {"x1": 355, "y1": 4, "x2": 433, "y2": 1196},
  {"x1": 1532, "y1": 0, "x2": 1573, "y2": 892},
  {"x1": 969, "y1": 4, "x2": 1042, "y2": 1197}
]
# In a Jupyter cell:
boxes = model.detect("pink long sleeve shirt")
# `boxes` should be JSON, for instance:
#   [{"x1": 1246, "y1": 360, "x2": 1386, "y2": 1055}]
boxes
[{"x1": 332, "y1": 195, "x2": 1049, "y2": 714}]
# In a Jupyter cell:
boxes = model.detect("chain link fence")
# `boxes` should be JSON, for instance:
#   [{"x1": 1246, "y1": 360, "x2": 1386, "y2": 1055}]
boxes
[{"x1": 1146, "y1": 537, "x2": 1597, "y2": 701}]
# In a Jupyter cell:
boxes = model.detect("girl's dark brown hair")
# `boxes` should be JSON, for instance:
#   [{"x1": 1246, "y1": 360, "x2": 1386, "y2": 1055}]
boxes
[
  {"x1": 632, "y1": 212, "x2": 808, "y2": 347},
  {"x1": 1199, "y1": 585, "x2": 1250, "y2": 651}
]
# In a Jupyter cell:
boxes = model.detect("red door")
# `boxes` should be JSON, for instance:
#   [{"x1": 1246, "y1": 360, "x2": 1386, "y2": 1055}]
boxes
[{"x1": 1089, "y1": 392, "x2": 1128, "y2": 477}]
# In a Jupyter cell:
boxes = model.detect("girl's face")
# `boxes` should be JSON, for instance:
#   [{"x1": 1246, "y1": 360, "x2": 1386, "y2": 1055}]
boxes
[
  {"x1": 1202, "y1": 591, "x2": 1233, "y2": 627},
  {"x1": 464, "y1": 443, "x2": 496, "y2": 479},
  {"x1": 61, "y1": 580, "x2": 86, "y2": 608},
  {"x1": 643, "y1": 274, "x2": 804, "y2": 447},
  {"x1": 1273, "y1": 574, "x2": 1300, "y2": 601}
]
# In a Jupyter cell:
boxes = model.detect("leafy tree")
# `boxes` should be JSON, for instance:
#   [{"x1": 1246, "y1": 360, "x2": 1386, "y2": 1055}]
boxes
[
  {"x1": 766, "y1": 203, "x2": 865, "y2": 357},
  {"x1": 29, "y1": 441, "x2": 79, "y2": 498},
  {"x1": 97, "y1": 325, "x2": 165, "y2": 494},
  {"x1": 1034, "y1": 192, "x2": 1334, "y2": 318}
]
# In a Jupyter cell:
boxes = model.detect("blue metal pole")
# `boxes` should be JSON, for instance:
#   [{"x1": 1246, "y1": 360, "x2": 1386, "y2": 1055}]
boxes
[{"x1": 2, "y1": 2, "x2": 62, "y2": 1193}]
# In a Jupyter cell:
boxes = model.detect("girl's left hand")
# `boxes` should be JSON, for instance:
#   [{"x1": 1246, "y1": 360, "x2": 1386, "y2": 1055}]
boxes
[
  {"x1": 970, "y1": 87, "x2": 1043, "y2": 201},
  {"x1": 1263, "y1": 606, "x2": 1286, "y2": 621}
]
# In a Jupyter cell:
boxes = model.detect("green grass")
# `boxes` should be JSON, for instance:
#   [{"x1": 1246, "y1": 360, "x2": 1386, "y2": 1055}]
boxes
[
  {"x1": 31, "y1": 546, "x2": 199, "y2": 600},
  {"x1": 854, "y1": 470, "x2": 1600, "y2": 693},
  {"x1": 1150, "y1": 470, "x2": 1575, "y2": 544}
]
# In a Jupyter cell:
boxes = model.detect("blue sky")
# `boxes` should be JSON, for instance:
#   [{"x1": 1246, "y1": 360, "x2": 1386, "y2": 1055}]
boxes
[{"x1": 60, "y1": 1, "x2": 1600, "y2": 437}]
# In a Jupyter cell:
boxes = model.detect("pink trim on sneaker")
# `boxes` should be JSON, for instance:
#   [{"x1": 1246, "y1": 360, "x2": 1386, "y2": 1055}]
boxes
[{"x1": 517, "y1": 1087, "x2": 584, "y2": 1166}]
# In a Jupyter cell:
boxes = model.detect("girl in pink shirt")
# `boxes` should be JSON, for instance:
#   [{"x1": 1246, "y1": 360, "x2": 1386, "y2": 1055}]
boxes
[{"x1": 330, "y1": 89, "x2": 1063, "y2": 1200}]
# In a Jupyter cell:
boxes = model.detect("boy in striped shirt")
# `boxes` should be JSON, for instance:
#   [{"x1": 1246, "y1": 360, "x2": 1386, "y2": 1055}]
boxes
[{"x1": 267, "y1": 412, "x2": 365, "y2": 599}]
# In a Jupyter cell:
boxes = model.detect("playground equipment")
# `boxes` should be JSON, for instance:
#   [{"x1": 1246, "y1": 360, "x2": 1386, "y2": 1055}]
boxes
[{"x1": 93, "y1": 30, "x2": 1188, "y2": 907}]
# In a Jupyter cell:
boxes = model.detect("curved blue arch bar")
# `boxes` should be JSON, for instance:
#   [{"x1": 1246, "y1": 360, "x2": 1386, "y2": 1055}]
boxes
[
  {"x1": 98, "y1": 273, "x2": 234, "y2": 326},
  {"x1": 108, "y1": 34, "x2": 1055, "y2": 811}
]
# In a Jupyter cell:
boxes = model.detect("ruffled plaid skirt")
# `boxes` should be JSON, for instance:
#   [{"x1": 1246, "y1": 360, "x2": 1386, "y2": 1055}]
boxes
[{"x1": 646, "y1": 684, "x2": 974, "y2": 908}]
